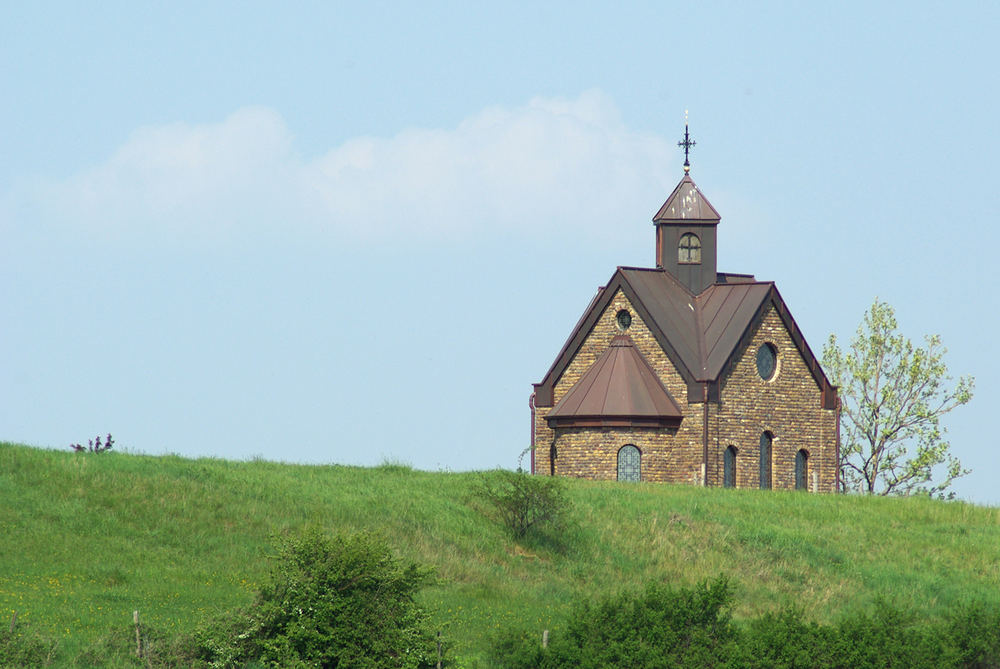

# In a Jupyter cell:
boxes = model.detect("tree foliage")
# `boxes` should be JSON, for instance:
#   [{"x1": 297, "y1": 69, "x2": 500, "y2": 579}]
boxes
[
  {"x1": 822, "y1": 298, "x2": 974, "y2": 497},
  {"x1": 196, "y1": 529, "x2": 437, "y2": 668}
]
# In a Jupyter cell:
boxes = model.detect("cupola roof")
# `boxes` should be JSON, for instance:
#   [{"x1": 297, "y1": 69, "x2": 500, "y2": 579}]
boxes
[{"x1": 653, "y1": 175, "x2": 721, "y2": 223}]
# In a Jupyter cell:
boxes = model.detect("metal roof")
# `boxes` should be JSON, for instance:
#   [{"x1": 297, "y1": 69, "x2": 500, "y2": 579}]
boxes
[
  {"x1": 534, "y1": 267, "x2": 837, "y2": 409},
  {"x1": 652, "y1": 174, "x2": 721, "y2": 222},
  {"x1": 545, "y1": 334, "x2": 683, "y2": 428},
  {"x1": 696, "y1": 281, "x2": 774, "y2": 379}
]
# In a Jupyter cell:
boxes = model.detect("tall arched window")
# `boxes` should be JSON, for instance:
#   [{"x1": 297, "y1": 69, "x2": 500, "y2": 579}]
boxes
[
  {"x1": 795, "y1": 449, "x2": 809, "y2": 490},
  {"x1": 678, "y1": 233, "x2": 702, "y2": 264},
  {"x1": 759, "y1": 432, "x2": 773, "y2": 490},
  {"x1": 724, "y1": 446, "x2": 737, "y2": 488},
  {"x1": 617, "y1": 445, "x2": 641, "y2": 482}
]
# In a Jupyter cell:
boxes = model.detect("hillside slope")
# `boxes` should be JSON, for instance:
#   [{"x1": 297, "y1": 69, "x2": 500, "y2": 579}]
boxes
[{"x1": 1, "y1": 443, "x2": 998, "y2": 662}]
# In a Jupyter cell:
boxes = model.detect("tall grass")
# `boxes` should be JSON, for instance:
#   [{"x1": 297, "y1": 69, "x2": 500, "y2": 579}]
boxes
[{"x1": 1, "y1": 442, "x2": 998, "y2": 664}]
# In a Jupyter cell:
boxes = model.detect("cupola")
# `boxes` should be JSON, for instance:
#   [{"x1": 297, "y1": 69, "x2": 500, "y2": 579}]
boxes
[{"x1": 652, "y1": 121, "x2": 721, "y2": 295}]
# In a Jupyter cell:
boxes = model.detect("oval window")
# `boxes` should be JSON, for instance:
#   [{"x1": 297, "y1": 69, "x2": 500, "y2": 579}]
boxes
[
  {"x1": 616, "y1": 309, "x2": 632, "y2": 330},
  {"x1": 756, "y1": 343, "x2": 777, "y2": 381}
]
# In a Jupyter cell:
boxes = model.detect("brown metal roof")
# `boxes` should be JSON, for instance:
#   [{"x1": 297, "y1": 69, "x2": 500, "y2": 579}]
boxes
[
  {"x1": 545, "y1": 334, "x2": 683, "y2": 428},
  {"x1": 534, "y1": 267, "x2": 838, "y2": 409},
  {"x1": 652, "y1": 174, "x2": 721, "y2": 222},
  {"x1": 696, "y1": 281, "x2": 774, "y2": 379}
]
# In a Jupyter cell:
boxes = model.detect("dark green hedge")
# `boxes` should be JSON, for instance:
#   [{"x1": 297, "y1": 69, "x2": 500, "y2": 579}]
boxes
[{"x1": 490, "y1": 579, "x2": 1000, "y2": 669}]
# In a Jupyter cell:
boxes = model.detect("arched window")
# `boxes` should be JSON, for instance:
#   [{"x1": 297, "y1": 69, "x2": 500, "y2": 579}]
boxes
[
  {"x1": 759, "y1": 432, "x2": 773, "y2": 490},
  {"x1": 617, "y1": 445, "x2": 641, "y2": 482},
  {"x1": 795, "y1": 449, "x2": 809, "y2": 490},
  {"x1": 724, "y1": 446, "x2": 737, "y2": 488},
  {"x1": 678, "y1": 233, "x2": 702, "y2": 264}
]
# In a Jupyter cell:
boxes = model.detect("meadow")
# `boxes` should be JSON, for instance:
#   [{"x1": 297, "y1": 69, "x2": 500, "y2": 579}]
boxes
[{"x1": 1, "y1": 442, "x2": 999, "y2": 665}]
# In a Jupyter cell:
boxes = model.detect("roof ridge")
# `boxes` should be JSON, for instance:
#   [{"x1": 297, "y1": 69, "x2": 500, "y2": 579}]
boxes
[{"x1": 616, "y1": 265, "x2": 662, "y2": 273}]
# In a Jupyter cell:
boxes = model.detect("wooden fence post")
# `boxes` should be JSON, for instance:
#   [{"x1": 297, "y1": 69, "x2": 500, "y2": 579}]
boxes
[
  {"x1": 8, "y1": 611, "x2": 16, "y2": 634},
  {"x1": 436, "y1": 631, "x2": 442, "y2": 669},
  {"x1": 542, "y1": 629, "x2": 549, "y2": 648},
  {"x1": 133, "y1": 610, "x2": 142, "y2": 658}
]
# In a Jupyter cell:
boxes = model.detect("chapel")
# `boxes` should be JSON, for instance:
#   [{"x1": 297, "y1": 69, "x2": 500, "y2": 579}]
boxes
[{"x1": 530, "y1": 125, "x2": 839, "y2": 491}]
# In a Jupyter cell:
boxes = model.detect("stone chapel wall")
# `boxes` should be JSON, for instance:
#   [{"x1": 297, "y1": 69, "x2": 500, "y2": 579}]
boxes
[
  {"x1": 714, "y1": 306, "x2": 838, "y2": 491},
  {"x1": 534, "y1": 289, "x2": 705, "y2": 483}
]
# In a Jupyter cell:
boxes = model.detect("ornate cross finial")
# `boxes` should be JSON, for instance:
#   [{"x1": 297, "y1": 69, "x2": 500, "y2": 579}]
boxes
[{"x1": 678, "y1": 110, "x2": 696, "y2": 174}]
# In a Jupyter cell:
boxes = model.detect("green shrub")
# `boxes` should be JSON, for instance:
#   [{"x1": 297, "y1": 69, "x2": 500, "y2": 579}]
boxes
[
  {"x1": 730, "y1": 608, "x2": 834, "y2": 668},
  {"x1": 938, "y1": 601, "x2": 1000, "y2": 668},
  {"x1": 826, "y1": 600, "x2": 940, "y2": 669},
  {"x1": 0, "y1": 624, "x2": 58, "y2": 668},
  {"x1": 494, "y1": 578, "x2": 734, "y2": 669},
  {"x1": 72, "y1": 623, "x2": 199, "y2": 668},
  {"x1": 196, "y1": 529, "x2": 437, "y2": 668},
  {"x1": 474, "y1": 470, "x2": 569, "y2": 540}
]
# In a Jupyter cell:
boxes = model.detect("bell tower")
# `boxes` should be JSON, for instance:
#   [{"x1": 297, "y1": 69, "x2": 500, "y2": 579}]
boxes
[{"x1": 653, "y1": 120, "x2": 720, "y2": 294}]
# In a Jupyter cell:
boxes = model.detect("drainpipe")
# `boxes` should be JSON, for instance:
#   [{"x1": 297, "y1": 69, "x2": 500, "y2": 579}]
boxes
[
  {"x1": 528, "y1": 393, "x2": 536, "y2": 475},
  {"x1": 835, "y1": 396, "x2": 842, "y2": 493},
  {"x1": 702, "y1": 383, "x2": 709, "y2": 487}
]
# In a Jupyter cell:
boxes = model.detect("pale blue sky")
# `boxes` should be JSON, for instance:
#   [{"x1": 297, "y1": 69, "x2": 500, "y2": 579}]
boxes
[{"x1": 3, "y1": 2, "x2": 998, "y2": 503}]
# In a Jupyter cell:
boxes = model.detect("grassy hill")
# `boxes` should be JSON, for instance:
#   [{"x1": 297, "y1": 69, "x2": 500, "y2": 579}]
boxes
[{"x1": 2, "y1": 442, "x2": 999, "y2": 665}]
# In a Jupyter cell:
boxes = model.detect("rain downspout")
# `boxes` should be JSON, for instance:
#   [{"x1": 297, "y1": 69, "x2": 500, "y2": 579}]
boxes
[
  {"x1": 528, "y1": 392, "x2": 536, "y2": 475},
  {"x1": 702, "y1": 383, "x2": 709, "y2": 486},
  {"x1": 836, "y1": 396, "x2": 842, "y2": 493}
]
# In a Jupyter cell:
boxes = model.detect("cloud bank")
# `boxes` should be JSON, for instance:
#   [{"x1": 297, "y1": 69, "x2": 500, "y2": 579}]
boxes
[{"x1": 8, "y1": 91, "x2": 676, "y2": 246}]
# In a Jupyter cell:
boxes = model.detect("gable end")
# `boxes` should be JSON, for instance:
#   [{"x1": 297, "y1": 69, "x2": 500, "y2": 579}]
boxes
[
  {"x1": 714, "y1": 286, "x2": 837, "y2": 409},
  {"x1": 533, "y1": 269, "x2": 700, "y2": 407}
]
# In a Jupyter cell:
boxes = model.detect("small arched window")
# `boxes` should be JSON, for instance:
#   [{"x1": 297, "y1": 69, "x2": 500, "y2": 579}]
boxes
[
  {"x1": 724, "y1": 446, "x2": 737, "y2": 488},
  {"x1": 618, "y1": 445, "x2": 641, "y2": 482},
  {"x1": 795, "y1": 449, "x2": 809, "y2": 490},
  {"x1": 759, "y1": 432, "x2": 773, "y2": 490},
  {"x1": 678, "y1": 233, "x2": 702, "y2": 264}
]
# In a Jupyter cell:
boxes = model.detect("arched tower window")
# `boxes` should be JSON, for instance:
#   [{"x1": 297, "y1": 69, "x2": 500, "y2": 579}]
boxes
[
  {"x1": 617, "y1": 445, "x2": 641, "y2": 482},
  {"x1": 724, "y1": 446, "x2": 737, "y2": 488},
  {"x1": 795, "y1": 449, "x2": 809, "y2": 490},
  {"x1": 678, "y1": 233, "x2": 702, "y2": 264},
  {"x1": 759, "y1": 432, "x2": 773, "y2": 490}
]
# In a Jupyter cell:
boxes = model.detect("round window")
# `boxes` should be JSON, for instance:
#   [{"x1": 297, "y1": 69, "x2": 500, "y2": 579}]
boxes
[
  {"x1": 756, "y1": 343, "x2": 777, "y2": 380},
  {"x1": 616, "y1": 309, "x2": 632, "y2": 330}
]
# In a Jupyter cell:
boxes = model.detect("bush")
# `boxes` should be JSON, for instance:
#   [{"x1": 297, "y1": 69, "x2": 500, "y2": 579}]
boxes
[
  {"x1": 493, "y1": 578, "x2": 734, "y2": 669},
  {"x1": 73, "y1": 623, "x2": 199, "y2": 668},
  {"x1": 938, "y1": 601, "x2": 1000, "y2": 668},
  {"x1": 731, "y1": 608, "x2": 834, "y2": 668},
  {"x1": 492, "y1": 588, "x2": 1000, "y2": 669},
  {"x1": 0, "y1": 623, "x2": 59, "y2": 668},
  {"x1": 474, "y1": 469, "x2": 569, "y2": 540},
  {"x1": 196, "y1": 529, "x2": 437, "y2": 668}
]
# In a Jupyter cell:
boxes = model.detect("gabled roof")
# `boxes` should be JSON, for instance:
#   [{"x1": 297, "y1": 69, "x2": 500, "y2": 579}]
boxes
[
  {"x1": 653, "y1": 174, "x2": 721, "y2": 222},
  {"x1": 534, "y1": 267, "x2": 837, "y2": 409},
  {"x1": 545, "y1": 334, "x2": 683, "y2": 428}
]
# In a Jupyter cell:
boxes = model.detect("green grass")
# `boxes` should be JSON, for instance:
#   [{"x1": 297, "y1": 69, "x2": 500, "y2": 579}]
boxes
[{"x1": 1, "y1": 442, "x2": 999, "y2": 665}]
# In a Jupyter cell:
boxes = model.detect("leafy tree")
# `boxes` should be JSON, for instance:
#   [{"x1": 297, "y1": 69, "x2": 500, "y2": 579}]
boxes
[
  {"x1": 196, "y1": 529, "x2": 437, "y2": 668},
  {"x1": 474, "y1": 469, "x2": 569, "y2": 540},
  {"x1": 822, "y1": 298, "x2": 974, "y2": 497}
]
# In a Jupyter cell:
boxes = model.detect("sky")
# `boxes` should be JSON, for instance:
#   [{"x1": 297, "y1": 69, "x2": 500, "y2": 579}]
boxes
[{"x1": 3, "y1": 2, "x2": 998, "y2": 504}]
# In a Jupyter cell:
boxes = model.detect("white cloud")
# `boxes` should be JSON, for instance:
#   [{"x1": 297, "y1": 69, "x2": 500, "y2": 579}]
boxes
[{"x1": 11, "y1": 91, "x2": 678, "y2": 246}]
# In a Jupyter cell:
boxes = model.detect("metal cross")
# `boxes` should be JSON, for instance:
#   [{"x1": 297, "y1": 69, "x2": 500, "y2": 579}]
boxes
[{"x1": 677, "y1": 112, "x2": 696, "y2": 174}]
